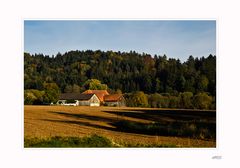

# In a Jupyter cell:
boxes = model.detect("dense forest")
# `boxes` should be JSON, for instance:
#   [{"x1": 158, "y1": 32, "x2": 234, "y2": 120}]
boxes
[{"x1": 24, "y1": 50, "x2": 216, "y2": 109}]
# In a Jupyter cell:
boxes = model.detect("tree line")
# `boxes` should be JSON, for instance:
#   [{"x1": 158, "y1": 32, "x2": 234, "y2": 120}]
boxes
[
  {"x1": 125, "y1": 91, "x2": 215, "y2": 109},
  {"x1": 24, "y1": 50, "x2": 216, "y2": 109}
]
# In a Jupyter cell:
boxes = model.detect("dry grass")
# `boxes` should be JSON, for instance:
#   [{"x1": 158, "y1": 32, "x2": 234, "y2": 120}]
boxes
[{"x1": 24, "y1": 105, "x2": 216, "y2": 147}]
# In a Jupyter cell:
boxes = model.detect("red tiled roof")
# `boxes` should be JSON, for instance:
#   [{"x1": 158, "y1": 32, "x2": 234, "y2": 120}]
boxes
[
  {"x1": 104, "y1": 94, "x2": 123, "y2": 102},
  {"x1": 82, "y1": 90, "x2": 109, "y2": 102}
]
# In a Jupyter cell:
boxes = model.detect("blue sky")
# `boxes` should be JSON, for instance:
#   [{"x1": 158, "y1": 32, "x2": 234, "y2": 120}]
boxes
[{"x1": 24, "y1": 20, "x2": 216, "y2": 62}]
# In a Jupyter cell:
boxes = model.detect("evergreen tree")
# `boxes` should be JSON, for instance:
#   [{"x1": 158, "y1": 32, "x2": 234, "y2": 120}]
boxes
[{"x1": 24, "y1": 51, "x2": 216, "y2": 105}]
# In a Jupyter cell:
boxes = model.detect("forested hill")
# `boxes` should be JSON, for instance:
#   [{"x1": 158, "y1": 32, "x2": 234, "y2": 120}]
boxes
[{"x1": 24, "y1": 50, "x2": 216, "y2": 96}]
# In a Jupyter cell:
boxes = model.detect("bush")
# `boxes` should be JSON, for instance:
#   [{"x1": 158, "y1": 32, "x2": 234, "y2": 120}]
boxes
[
  {"x1": 193, "y1": 92, "x2": 213, "y2": 109},
  {"x1": 24, "y1": 134, "x2": 113, "y2": 147},
  {"x1": 24, "y1": 91, "x2": 37, "y2": 105},
  {"x1": 24, "y1": 134, "x2": 179, "y2": 148},
  {"x1": 148, "y1": 93, "x2": 178, "y2": 108},
  {"x1": 126, "y1": 91, "x2": 215, "y2": 110},
  {"x1": 24, "y1": 89, "x2": 45, "y2": 105},
  {"x1": 80, "y1": 134, "x2": 113, "y2": 147},
  {"x1": 148, "y1": 93, "x2": 162, "y2": 108},
  {"x1": 126, "y1": 91, "x2": 148, "y2": 107},
  {"x1": 168, "y1": 96, "x2": 180, "y2": 108},
  {"x1": 159, "y1": 95, "x2": 170, "y2": 108},
  {"x1": 178, "y1": 92, "x2": 193, "y2": 109}
]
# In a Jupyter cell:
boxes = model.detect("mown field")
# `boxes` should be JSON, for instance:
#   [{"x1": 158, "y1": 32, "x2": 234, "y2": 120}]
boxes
[{"x1": 24, "y1": 105, "x2": 216, "y2": 147}]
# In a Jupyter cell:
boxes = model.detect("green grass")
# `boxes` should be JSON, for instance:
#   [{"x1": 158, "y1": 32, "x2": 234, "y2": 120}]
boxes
[
  {"x1": 25, "y1": 134, "x2": 113, "y2": 147},
  {"x1": 24, "y1": 134, "x2": 177, "y2": 148}
]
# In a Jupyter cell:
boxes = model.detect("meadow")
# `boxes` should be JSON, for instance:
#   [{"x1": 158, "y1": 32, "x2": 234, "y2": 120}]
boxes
[{"x1": 24, "y1": 105, "x2": 216, "y2": 147}]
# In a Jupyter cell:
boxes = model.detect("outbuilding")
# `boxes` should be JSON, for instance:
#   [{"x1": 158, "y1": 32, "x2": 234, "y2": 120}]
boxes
[
  {"x1": 104, "y1": 94, "x2": 126, "y2": 107},
  {"x1": 57, "y1": 93, "x2": 100, "y2": 106}
]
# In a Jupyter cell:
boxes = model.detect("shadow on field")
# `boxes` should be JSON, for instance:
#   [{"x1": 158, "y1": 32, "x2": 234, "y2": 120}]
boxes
[
  {"x1": 42, "y1": 118, "x2": 115, "y2": 131},
  {"x1": 49, "y1": 111, "x2": 119, "y2": 123},
  {"x1": 43, "y1": 109, "x2": 216, "y2": 140},
  {"x1": 104, "y1": 109, "x2": 216, "y2": 140},
  {"x1": 103, "y1": 109, "x2": 216, "y2": 123}
]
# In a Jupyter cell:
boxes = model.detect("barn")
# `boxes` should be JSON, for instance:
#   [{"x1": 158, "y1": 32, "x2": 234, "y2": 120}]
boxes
[
  {"x1": 57, "y1": 93, "x2": 100, "y2": 106},
  {"x1": 104, "y1": 94, "x2": 126, "y2": 107}
]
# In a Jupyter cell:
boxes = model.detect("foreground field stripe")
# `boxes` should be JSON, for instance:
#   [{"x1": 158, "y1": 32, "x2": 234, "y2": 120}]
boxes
[{"x1": 24, "y1": 105, "x2": 216, "y2": 147}]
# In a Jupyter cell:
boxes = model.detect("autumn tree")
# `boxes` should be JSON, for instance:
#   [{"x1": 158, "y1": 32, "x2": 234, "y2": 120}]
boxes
[
  {"x1": 179, "y1": 92, "x2": 193, "y2": 109},
  {"x1": 83, "y1": 79, "x2": 108, "y2": 90},
  {"x1": 24, "y1": 89, "x2": 44, "y2": 105},
  {"x1": 24, "y1": 51, "x2": 216, "y2": 97},
  {"x1": 43, "y1": 82, "x2": 60, "y2": 104},
  {"x1": 148, "y1": 93, "x2": 162, "y2": 108},
  {"x1": 193, "y1": 92, "x2": 213, "y2": 109},
  {"x1": 126, "y1": 91, "x2": 148, "y2": 107}
]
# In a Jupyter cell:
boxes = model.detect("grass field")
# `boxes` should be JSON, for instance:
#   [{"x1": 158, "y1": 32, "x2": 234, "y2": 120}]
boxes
[{"x1": 24, "y1": 105, "x2": 216, "y2": 147}]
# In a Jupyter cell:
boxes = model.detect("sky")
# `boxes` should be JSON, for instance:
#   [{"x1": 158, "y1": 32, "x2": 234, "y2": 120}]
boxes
[{"x1": 24, "y1": 20, "x2": 216, "y2": 62}]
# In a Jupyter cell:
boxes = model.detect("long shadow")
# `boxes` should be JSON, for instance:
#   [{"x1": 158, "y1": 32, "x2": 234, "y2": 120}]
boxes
[
  {"x1": 48, "y1": 111, "x2": 119, "y2": 123},
  {"x1": 110, "y1": 119, "x2": 216, "y2": 140},
  {"x1": 43, "y1": 110, "x2": 216, "y2": 140},
  {"x1": 103, "y1": 109, "x2": 216, "y2": 123},
  {"x1": 41, "y1": 119, "x2": 116, "y2": 131}
]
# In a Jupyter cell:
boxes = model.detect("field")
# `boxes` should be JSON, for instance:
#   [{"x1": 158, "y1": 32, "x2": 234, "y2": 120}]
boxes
[{"x1": 24, "y1": 105, "x2": 216, "y2": 147}]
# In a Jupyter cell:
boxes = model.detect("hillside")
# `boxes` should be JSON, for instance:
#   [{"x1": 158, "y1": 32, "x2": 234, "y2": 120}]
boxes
[{"x1": 24, "y1": 50, "x2": 216, "y2": 96}]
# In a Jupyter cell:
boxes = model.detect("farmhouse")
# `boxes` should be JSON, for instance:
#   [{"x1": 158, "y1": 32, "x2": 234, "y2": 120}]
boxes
[
  {"x1": 104, "y1": 94, "x2": 126, "y2": 107},
  {"x1": 82, "y1": 90, "x2": 109, "y2": 103},
  {"x1": 57, "y1": 93, "x2": 100, "y2": 106},
  {"x1": 57, "y1": 90, "x2": 125, "y2": 107}
]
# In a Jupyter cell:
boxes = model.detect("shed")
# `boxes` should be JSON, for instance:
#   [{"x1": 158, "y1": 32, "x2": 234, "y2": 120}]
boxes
[
  {"x1": 104, "y1": 94, "x2": 126, "y2": 107},
  {"x1": 57, "y1": 93, "x2": 100, "y2": 106}
]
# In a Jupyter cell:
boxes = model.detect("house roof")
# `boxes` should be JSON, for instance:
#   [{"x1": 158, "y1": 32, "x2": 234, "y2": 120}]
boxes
[
  {"x1": 104, "y1": 94, "x2": 123, "y2": 102},
  {"x1": 82, "y1": 90, "x2": 109, "y2": 102},
  {"x1": 59, "y1": 93, "x2": 95, "y2": 100}
]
